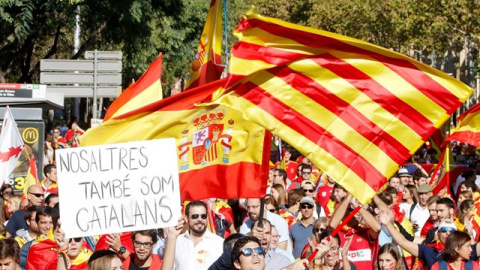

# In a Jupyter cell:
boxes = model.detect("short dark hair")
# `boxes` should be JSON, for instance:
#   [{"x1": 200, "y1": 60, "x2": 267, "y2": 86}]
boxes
[
  {"x1": 274, "y1": 169, "x2": 287, "y2": 181},
  {"x1": 132, "y1": 229, "x2": 158, "y2": 244},
  {"x1": 24, "y1": 205, "x2": 40, "y2": 224},
  {"x1": 35, "y1": 206, "x2": 53, "y2": 223},
  {"x1": 318, "y1": 228, "x2": 341, "y2": 246},
  {"x1": 43, "y1": 164, "x2": 56, "y2": 177},
  {"x1": 231, "y1": 236, "x2": 263, "y2": 265},
  {"x1": 251, "y1": 219, "x2": 271, "y2": 230},
  {"x1": 287, "y1": 189, "x2": 304, "y2": 206},
  {"x1": 436, "y1": 197, "x2": 455, "y2": 210},
  {"x1": 301, "y1": 164, "x2": 312, "y2": 172},
  {"x1": 223, "y1": 233, "x2": 244, "y2": 252},
  {"x1": 45, "y1": 193, "x2": 59, "y2": 206},
  {"x1": 185, "y1": 201, "x2": 207, "y2": 216},
  {"x1": 0, "y1": 238, "x2": 20, "y2": 262},
  {"x1": 442, "y1": 231, "x2": 471, "y2": 261}
]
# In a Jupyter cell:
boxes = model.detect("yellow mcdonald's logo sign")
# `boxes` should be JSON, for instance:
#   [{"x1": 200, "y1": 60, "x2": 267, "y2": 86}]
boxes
[{"x1": 22, "y1": 127, "x2": 39, "y2": 144}]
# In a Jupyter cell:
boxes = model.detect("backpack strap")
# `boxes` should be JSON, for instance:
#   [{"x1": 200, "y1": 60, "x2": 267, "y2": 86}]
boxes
[
  {"x1": 438, "y1": 259, "x2": 447, "y2": 270},
  {"x1": 19, "y1": 240, "x2": 33, "y2": 270},
  {"x1": 409, "y1": 203, "x2": 416, "y2": 220}
]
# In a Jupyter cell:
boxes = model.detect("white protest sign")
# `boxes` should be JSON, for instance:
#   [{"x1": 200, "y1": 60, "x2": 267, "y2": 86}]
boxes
[{"x1": 56, "y1": 138, "x2": 181, "y2": 238}]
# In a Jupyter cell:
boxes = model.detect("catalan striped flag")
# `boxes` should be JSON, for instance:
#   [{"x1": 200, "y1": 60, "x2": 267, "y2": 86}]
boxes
[
  {"x1": 447, "y1": 102, "x2": 480, "y2": 147},
  {"x1": 210, "y1": 10, "x2": 472, "y2": 204},
  {"x1": 81, "y1": 79, "x2": 271, "y2": 201},
  {"x1": 104, "y1": 54, "x2": 163, "y2": 121},
  {"x1": 184, "y1": 0, "x2": 224, "y2": 90}
]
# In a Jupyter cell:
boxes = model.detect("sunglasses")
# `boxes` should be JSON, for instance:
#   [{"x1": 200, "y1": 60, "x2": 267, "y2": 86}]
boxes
[
  {"x1": 70, "y1": 237, "x2": 82, "y2": 243},
  {"x1": 240, "y1": 246, "x2": 265, "y2": 257},
  {"x1": 190, "y1": 214, "x2": 208, "y2": 220},
  {"x1": 439, "y1": 227, "x2": 456, "y2": 233},
  {"x1": 303, "y1": 189, "x2": 314, "y2": 193},
  {"x1": 302, "y1": 171, "x2": 312, "y2": 175},
  {"x1": 300, "y1": 204, "x2": 314, "y2": 209},
  {"x1": 313, "y1": 228, "x2": 325, "y2": 233},
  {"x1": 28, "y1": 192, "x2": 44, "y2": 198}
]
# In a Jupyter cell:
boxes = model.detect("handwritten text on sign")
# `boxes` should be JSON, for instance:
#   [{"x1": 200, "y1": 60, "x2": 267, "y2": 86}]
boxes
[{"x1": 56, "y1": 139, "x2": 181, "y2": 238}]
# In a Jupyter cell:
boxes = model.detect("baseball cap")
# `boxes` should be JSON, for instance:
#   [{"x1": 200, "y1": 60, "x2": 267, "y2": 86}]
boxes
[
  {"x1": 300, "y1": 196, "x2": 315, "y2": 206},
  {"x1": 301, "y1": 180, "x2": 314, "y2": 187},
  {"x1": 438, "y1": 219, "x2": 457, "y2": 231}
]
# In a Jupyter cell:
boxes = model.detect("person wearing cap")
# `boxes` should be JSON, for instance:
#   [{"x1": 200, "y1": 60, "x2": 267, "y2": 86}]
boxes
[
  {"x1": 398, "y1": 167, "x2": 412, "y2": 186},
  {"x1": 409, "y1": 184, "x2": 433, "y2": 237},
  {"x1": 289, "y1": 196, "x2": 316, "y2": 259},
  {"x1": 379, "y1": 210, "x2": 480, "y2": 269},
  {"x1": 301, "y1": 180, "x2": 326, "y2": 219},
  {"x1": 424, "y1": 197, "x2": 465, "y2": 244}
]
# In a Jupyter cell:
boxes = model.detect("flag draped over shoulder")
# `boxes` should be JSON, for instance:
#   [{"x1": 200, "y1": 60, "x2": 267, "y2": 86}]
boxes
[
  {"x1": 447, "y1": 102, "x2": 480, "y2": 147},
  {"x1": 81, "y1": 79, "x2": 271, "y2": 201},
  {"x1": 209, "y1": 10, "x2": 473, "y2": 204},
  {"x1": 184, "y1": 0, "x2": 224, "y2": 90},
  {"x1": 104, "y1": 54, "x2": 163, "y2": 121}
]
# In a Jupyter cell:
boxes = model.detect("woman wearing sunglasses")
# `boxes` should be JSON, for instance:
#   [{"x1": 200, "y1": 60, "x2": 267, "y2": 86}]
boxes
[
  {"x1": 310, "y1": 228, "x2": 353, "y2": 270},
  {"x1": 56, "y1": 226, "x2": 92, "y2": 270},
  {"x1": 431, "y1": 231, "x2": 480, "y2": 270}
]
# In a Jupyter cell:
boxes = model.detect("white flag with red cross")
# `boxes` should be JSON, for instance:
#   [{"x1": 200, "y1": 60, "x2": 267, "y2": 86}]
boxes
[{"x1": 0, "y1": 106, "x2": 25, "y2": 184}]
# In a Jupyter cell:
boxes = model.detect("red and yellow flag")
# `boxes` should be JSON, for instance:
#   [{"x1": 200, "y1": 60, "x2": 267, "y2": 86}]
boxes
[
  {"x1": 184, "y1": 0, "x2": 224, "y2": 90},
  {"x1": 81, "y1": 79, "x2": 271, "y2": 201},
  {"x1": 447, "y1": 102, "x2": 480, "y2": 147},
  {"x1": 22, "y1": 155, "x2": 39, "y2": 201},
  {"x1": 104, "y1": 54, "x2": 163, "y2": 121},
  {"x1": 429, "y1": 146, "x2": 452, "y2": 196},
  {"x1": 210, "y1": 10, "x2": 472, "y2": 204}
]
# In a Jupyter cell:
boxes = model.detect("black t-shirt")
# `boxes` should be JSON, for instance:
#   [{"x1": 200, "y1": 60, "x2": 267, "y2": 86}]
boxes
[{"x1": 129, "y1": 257, "x2": 149, "y2": 270}]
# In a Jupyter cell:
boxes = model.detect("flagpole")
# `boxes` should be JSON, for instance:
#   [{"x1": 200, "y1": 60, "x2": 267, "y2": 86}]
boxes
[{"x1": 222, "y1": 0, "x2": 229, "y2": 70}]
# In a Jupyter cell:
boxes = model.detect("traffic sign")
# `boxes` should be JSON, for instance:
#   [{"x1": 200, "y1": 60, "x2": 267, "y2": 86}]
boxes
[
  {"x1": 0, "y1": 84, "x2": 46, "y2": 99},
  {"x1": 47, "y1": 86, "x2": 121, "y2": 97},
  {"x1": 40, "y1": 59, "x2": 122, "y2": 72},
  {"x1": 40, "y1": 73, "x2": 122, "y2": 85},
  {"x1": 85, "y1": 51, "x2": 122, "y2": 60}
]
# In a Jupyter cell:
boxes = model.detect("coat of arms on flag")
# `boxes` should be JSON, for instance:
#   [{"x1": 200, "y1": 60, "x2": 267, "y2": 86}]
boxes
[{"x1": 178, "y1": 109, "x2": 233, "y2": 170}]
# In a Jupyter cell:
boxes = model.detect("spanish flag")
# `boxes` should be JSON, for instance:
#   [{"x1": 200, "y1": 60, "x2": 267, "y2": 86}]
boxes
[
  {"x1": 22, "y1": 155, "x2": 39, "y2": 201},
  {"x1": 429, "y1": 145, "x2": 452, "y2": 196},
  {"x1": 447, "y1": 102, "x2": 480, "y2": 147},
  {"x1": 184, "y1": 0, "x2": 224, "y2": 90},
  {"x1": 81, "y1": 79, "x2": 271, "y2": 201},
  {"x1": 210, "y1": 9, "x2": 472, "y2": 204},
  {"x1": 104, "y1": 54, "x2": 163, "y2": 121}
]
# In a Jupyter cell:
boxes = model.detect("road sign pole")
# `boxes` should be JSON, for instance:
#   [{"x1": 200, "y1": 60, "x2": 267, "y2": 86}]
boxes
[{"x1": 93, "y1": 50, "x2": 98, "y2": 119}]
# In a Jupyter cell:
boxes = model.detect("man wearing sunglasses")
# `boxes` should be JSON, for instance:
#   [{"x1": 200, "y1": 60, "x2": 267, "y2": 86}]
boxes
[
  {"x1": 251, "y1": 219, "x2": 291, "y2": 269},
  {"x1": 424, "y1": 197, "x2": 459, "y2": 244},
  {"x1": 379, "y1": 211, "x2": 480, "y2": 269},
  {"x1": 231, "y1": 236, "x2": 266, "y2": 270},
  {"x1": 289, "y1": 197, "x2": 316, "y2": 259},
  {"x1": 175, "y1": 201, "x2": 224, "y2": 270},
  {"x1": 6, "y1": 185, "x2": 44, "y2": 238}
]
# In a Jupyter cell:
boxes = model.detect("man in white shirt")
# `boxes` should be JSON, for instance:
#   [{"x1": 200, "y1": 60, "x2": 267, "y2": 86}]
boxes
[
  {"x1": 409, "y1": 184, "x2": 432, "y2": 237},
  {"x1": 175, "y1": 201, "x2": 224, "y2": 270}
]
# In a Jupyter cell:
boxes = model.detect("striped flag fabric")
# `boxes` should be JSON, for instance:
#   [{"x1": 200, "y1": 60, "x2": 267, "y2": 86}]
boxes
[
  {"x1": 210, "y1": 10, "x2": 473, "y2": 204},
  {"x1": 428, "y1": 146, "x2": 452, "y2": 196},
  {"x1": 184, "y1": 0, "x2": 224, "y2": 90},
  {"x1": 81, "y1": 79, "x2": 272, "y2": 201},
  {"x1": 0, "y1": 105, "x2": 25, "y2": 184},
  {"x1": 104, "y1": 54, "x2": 163, "y2": 121},
  {"x1": 447, "y1": 102, "x2": 480, "y2": 147}
]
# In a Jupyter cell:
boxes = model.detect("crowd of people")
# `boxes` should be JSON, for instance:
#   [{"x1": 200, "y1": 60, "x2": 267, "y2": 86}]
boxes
[{"x1": 1, "y1": 122, "x2": 480, "y2": 270}]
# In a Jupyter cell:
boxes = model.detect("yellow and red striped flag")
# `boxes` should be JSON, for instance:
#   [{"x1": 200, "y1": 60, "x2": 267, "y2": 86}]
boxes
[
  {"x1": 210, "y1": 10, "x2": 472, "y2": 204},
  {"x1": 184, "y1": 0, "x2": 224, "y2": 90},
  {"x1": 81, "y1": 79, "x2": 271, "y2": 201},
  {"x1": 22, "y1": 155, "x2": 39, "y2": 201},
  {"x1": 429, "y1": 145, "x2": 452, "y2": 196},
  {"x1": 104, "y1": 54, "x2": 163, "y2": 121},
  {"x1": 447, "y1": 102, "x2": 480, "y2": 147}
]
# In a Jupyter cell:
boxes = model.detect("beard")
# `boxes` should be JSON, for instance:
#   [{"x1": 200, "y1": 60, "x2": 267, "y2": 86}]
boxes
[{"x1": 190, "y1": 222, "x2": 207, "y2": 236}]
